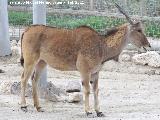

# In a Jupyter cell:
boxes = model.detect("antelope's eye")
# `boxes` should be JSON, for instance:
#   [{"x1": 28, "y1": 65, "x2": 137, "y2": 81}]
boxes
[{"x1": 137, "y1": 30, "x2": 142, "y2": 33}]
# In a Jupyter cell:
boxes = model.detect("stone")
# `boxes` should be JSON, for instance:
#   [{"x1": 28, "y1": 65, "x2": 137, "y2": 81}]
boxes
[
  {"x1": 1, "y1": 81, "x2": 67, "y2": 102},
  {"x1": 45, "y1": 81, "x2": 66, "y2": 102},
  {"x1": 10, "y1": 39, "x2": 21, "y2": 57},
  {"x1": 66, "y1": 80, "x2": 81, "y2": 93},
  {"x1": 0, "y1": 69, "x2": 5, "y2": 73},
  {"x1": 155, "y1": 70, "x2": 160, "y2": 75},
  {"x1": 132, "y1": 51, "x2": 160, "y2": 68},
  {"x1": 10, "y1": 82, "x2": 21, "y2": 95},
  {"x1": 11, "y1": 46, "x2": 21, "y2": 56},
  {"x1": 0, "y1": 82, "x2": 12, "y2": 94},
  {"x1": 144, "y1": 70, "x2": 156, "y2": 75},
  {"x1": 10, "y1": 82, "x2": 32, "y2": 97},
  {"x1": 17, "y1": 40, "x2": 21, "y2": 47},
  {"x1": 120, "y1": 54, "x2": 131, "y2": 62},
  {"x1": 11, "y1": 40, "x2": 17, "y2": 47},
  {"x1": 67, "y1": 92, "x2": 82, "y2": 103}
]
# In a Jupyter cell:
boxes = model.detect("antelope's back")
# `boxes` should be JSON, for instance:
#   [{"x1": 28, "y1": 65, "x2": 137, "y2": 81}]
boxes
[{"x1": 21, "y1": 25, "x2": 102, "y2": 70}]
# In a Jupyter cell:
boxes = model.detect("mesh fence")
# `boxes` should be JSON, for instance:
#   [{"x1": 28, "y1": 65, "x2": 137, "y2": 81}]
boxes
[{"x1": 8, "y1": 0, "x2": 160, "y2": 45}]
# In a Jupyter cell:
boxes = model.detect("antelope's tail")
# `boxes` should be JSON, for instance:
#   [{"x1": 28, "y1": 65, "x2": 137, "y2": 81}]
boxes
[{"x1": 20, "y1": 33, "x2": 24, "y2": 67}]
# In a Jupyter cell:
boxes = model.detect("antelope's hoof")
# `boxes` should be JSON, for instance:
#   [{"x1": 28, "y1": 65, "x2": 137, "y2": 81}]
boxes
[
  {"x1": 21, "y1": 106, "x2": 28, "y2": 112},
  {"x1": 36, "y1": 107, "x2": 44, "y2": 112},
  {"x1": 86, "y1": 112, "x2": 92, "y2": 117},
  {"x1": 97, "y1": 112, "x2": 105, "y2": 117}
]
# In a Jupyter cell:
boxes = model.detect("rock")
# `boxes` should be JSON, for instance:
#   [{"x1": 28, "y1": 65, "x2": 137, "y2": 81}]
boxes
[
  {"x1": 132, "y1": 51, "x2": 160, "y2": 68},
  {"x1": 132, "y1": 54, "x2": 148, "y2": 65},
  {"x1": 17, "y1": 40, "x2": 21, "y2": 47},
  {"x1": 11, "y1": 40, "x2": 17, "y2": 47},
  {"x1": 1, "y1": 81, "x2": 67, "y2": 102},
  {"x1": 10, "y1": 82, "x2": 21, "y2": 95},
  {"x1": 10, "y1": 81, "x2": 67, "y2": 101},
  {"x1": 148, "y1": 54, "x2": 160, "y2": 68},
  {"x1": 0, "y1": 69, "x2": 5, "y2": 73},
  {"x1": 45, "y1": 82, "x2": 66, "y2": 102},
  {"x1": 144, "y1": 70, "x2": 156, "y2": 75},
  {"x1": 155, "y1": 70, "x2": 160, "y2": 75},
  {"x1": 66, "y1": 80, "x2": 81, "y2": 93},
  {"x1": 11, "y1": 40, "x2": 21, "y2": 56},
  {"x1": 0, "y1": 82, "x2": 12, "y2": 94},
  {"x1": 11, "y1": 46, "x2": 21, "y2": 56},
  {"x1": 17, "y1": 58, "x2": 21, "y2": 64},
  {"x1": 120, "y1": 54, "x2": 131, "y2": 62},
  {"x1": 45, "y1": 82, "x2": 60, "y2": 102},
  {"x1": 67, "y1": 92, "x2": 82, "y2": 103},
  {"x1": 10, "y1": 82, "x2": 32, "y2": 97}
]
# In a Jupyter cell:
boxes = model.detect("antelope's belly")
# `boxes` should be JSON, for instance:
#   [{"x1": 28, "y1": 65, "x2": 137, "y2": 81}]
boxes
[{"x1": 40, "y1": 54, "x2": 77, "y2": 71}]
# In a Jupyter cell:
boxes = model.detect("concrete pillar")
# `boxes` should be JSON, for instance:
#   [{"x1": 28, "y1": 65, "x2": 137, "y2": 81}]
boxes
[
  {"x1": 0, "y1": 0, "x2": 11, "y2": 56},
  {"x1": 33, "y1": 0, "x2": 46, "y2": 24},
  {"x1": 90, "y1": 0, "x2": 94, "y2": 11},
  {"x1": 33, "y1": 0, "x2": 47, "y2": 97}
]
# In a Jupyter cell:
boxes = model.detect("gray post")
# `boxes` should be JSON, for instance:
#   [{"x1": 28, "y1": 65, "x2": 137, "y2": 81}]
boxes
[
  {"x1": 0, "y1": 0, "x2": 11, "y2": 56},
  {"x1": 140, "y1": 0, "x2": 144, "y2": 16},
  {"x1": 33, "y1": 0, "x2": 47, "y2": 97},
  {"x1": 33, "y1": 0, "x2": 46, "y2": 24},
  {"x1": 90, "y1": 0, "x2": 94, "y2": 11}
]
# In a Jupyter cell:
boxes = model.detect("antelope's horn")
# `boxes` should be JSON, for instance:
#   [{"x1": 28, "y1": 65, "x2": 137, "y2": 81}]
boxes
[{"x1": 115, "y1": 3, "x2": 134, "y2": 25}]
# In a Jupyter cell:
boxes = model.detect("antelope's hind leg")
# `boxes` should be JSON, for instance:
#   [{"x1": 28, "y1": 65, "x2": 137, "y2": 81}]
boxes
[
  {"x1": 21, "y1": 62, "x2": 35, "y2": 112},
  {"x1": 31, "y1": 60, "x2": 47, "y2": 112},
  {"x1": 91, "y1": 72, "x2": 105, "y2": 117}
]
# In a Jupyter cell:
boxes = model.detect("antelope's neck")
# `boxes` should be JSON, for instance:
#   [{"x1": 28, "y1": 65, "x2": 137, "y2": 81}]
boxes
[{"x1": 102, "y1": 24, "x2": 129, "y2": 62}]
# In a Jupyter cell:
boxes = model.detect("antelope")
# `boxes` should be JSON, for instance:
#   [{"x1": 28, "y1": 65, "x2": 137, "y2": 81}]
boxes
[{"x1": 20, "y1": 3, "x2": 151, "y2": 117}]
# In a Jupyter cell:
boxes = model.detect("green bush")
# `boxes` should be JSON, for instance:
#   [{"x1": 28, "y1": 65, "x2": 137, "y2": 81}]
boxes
[
  {"x1": 8, "y1": 11, "x2": 160, "y2": 38},
  {"x1": 9, "y1": 11, "x2": 32, "y2": 26},
  {"x1": 145, "y1": 21, "x2": 160, "y2": 38}
]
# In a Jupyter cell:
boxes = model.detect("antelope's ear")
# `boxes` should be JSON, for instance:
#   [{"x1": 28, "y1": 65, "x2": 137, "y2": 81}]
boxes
[
  {"x1": 133, "y1": 21, "x2": 141, "y2": 27},
  {"x1": 134, "y1": 21, "x2": 140, "y2": 25}
]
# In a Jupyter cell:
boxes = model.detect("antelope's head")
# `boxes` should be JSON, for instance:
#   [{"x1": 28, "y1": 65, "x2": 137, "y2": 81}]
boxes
[{"x1": 115, "y1": 3, "x2": 151, "y2": 52}]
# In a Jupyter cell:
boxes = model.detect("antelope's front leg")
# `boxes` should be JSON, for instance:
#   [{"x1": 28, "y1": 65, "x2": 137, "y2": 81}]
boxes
[
  {"x1": 91, "y1": 72, "x2": 105, "y2": 117},
  {"x1": 81, "y1": 73, "x2": 92, "y2": 116}
]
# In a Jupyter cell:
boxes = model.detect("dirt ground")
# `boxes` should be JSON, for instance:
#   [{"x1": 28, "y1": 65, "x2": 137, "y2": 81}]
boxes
[{"x1": 0, "y1": 55, "x2": 160, "y2": 120}]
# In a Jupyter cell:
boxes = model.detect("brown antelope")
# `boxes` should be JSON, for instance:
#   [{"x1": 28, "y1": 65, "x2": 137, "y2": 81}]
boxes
[{"x1": 20, "y1": 3, "x2": 151, "y2": 117}]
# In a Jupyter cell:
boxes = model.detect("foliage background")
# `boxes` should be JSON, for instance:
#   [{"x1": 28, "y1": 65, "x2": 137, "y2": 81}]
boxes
[{"x1": 8, "y1": 0, "x2": 160, "y2": 38}]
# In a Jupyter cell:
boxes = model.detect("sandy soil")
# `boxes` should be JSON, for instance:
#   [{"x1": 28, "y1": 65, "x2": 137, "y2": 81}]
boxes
[{"x1": 0, "y1": 57, "x2": 160, "y2": 120}]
